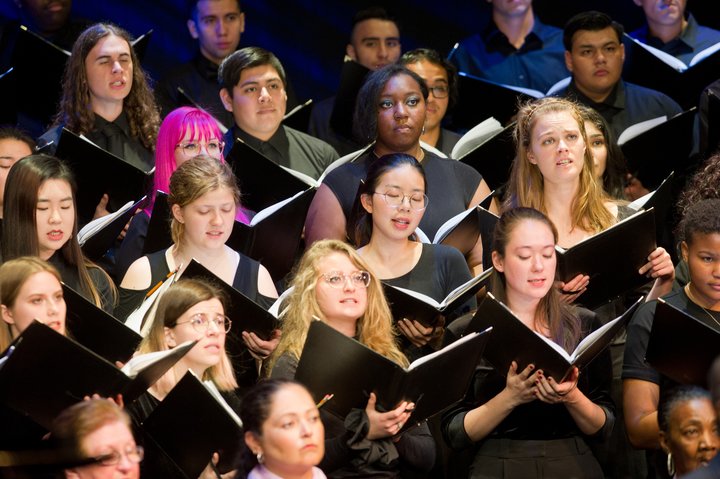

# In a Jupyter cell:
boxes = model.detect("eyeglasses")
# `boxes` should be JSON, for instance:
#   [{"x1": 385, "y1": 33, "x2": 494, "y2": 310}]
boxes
[
  {"x1": 374, "y1": 190, "x2": 429, "y2": 211},
  {"x1": 175, "y1": 140, "x2": 225, "y2": 157},
  {"x1": 428, "y1": 85, "x2": 449, "y2": 99},
  {"x1": 94, "y1": 445, "x2": 144, "y2": 466},
  {"x1": 175, "y1": 313, "x2": 232, "y2": 333},
  {"x1": 320, "y1": 271, "x2": 371, "y2": 289}
]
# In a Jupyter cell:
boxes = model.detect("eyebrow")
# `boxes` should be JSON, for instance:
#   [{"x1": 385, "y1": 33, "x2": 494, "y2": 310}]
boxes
[
  {"x1": 239, "y1": 77, "x2": 282, "y2": 88},
  {"x1": 37, "y1": 197, "x2": 73, "y2": 203},
  {"x1": 95, "y1": 52, "x2": 131, "y2": 61},
  {"x1": 361, "y1": 36, "x2": 400, "y2": 42},
  {"x1": 577, "y1": 40, "x2": 618, "y2": 49}
]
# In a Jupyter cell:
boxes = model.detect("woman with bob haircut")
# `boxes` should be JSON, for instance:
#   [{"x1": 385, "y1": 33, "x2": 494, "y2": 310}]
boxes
[
  {"x1": 442, "y1": 207, "x2": 614, "y2": 478},
  {"x1": 266, "y1": 239, "x2": 436, "y2": 478},
  {"x1": 52, "y1": 398, "x2": 142, "y2": 479},
  {"x1": 305, "y1": 64, "x2": 494, "y2": 274},
  {"x1": 128, "y1": 278, "x2": 240, "y2": 478},
  {"x1": 40, "y1": 23, "x2": 159, "y2": 173},
  {"x1": 116, "y1": 106, "x2": 251, "y2": 279},
  {"x1": 1, "y1": 154, "x2": 115, "y2": 311}
]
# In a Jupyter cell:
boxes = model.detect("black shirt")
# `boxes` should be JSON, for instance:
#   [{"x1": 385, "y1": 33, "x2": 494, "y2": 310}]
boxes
[{"x1": 223, "y1": 124, "x2": 339, "y2": 180}]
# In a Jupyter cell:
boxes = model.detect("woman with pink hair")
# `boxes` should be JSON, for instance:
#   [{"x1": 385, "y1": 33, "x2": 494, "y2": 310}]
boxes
[{"x1": 116, "y1": 107, "x2": 249, "y2": 279}]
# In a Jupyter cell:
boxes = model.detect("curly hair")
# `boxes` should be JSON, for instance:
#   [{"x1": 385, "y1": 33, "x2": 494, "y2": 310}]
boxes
[
  {"x1": 505, "y1": 97, "x2": 615, "y2": 234},
  {"x1": 491, "y1": 207, "x2": 582, "y2": 353},
  {"x1": 264, "y1": 239, "x2": 407, "y2": 375},
  {"x1": 53, "y1": 23, "x2": 159, "y2": 150},
  {"x1": 676, "y1": 154, "x2": 720, "y2": 230}
]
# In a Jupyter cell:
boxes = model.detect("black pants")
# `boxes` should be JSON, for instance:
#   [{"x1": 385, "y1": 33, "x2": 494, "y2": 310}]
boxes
[{"x1": 468, "y1": 437, "x2": 604, "y2": 479}]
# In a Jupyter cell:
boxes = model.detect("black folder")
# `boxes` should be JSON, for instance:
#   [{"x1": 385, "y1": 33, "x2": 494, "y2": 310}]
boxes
[
  {"x1": 224, "y1": 139, "x2": 316, "y2": 212},
  {"x1": 329, "y1": 60, "x2": 371, "y2": 138},
  {"x1": 142, "y1": 191, "x2": 172, "y2": 255},
  {"x1": 555, "y1": 209, "x2": 656, "y2": 309},
  {"x1": 180, "y1": 259, "x2": 278, "y2": 341},
  {"x1": 457, "y1": 121, "x2": 517, "y2": 191},
  {"x1": 283, "y1": 98, "x2": 313, "y2": 133},
  {"x1": 141, "y1": 372, "x2": 242, "y2": 478},
  {"x1": 645, "y1": 298, "x2": 720, "y2": 387},
  {"x1": 79, "y1": 196, "x2": 146, "y2": 261},
  {"x1": 53, "y1": 128, "x2": 153, "y2": 223},
  {"x1": 0, "y1": 322, "x2": 196, "y2": 429},
  {"x1": 382, "y1": 267, "x2": 493, "y2": 328},
  {"x1": 620, "y1": 109, "x2": 696, "y2": 190},
  {"x1": 466, "y1": 293, "x2": 641, "y2": 381},
  {"x1": 62, "y1": 283, "x2": 142, "y2": 364},
  {"x1": 294, "y1": 320, "x2": 491, "y2": 428},
  {"x1": 705, "y1": 89, "x2": 720, "y2": 158},
  {"x1": 227, "y1": 188, "x2": 316, "y2": 281},
  {"x1": 622, "y1": 33, "x2": 720, "y2": 109}
]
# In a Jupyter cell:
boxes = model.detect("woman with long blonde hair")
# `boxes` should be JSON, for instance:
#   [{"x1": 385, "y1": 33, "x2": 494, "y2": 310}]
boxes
[{"x1": 266, "y1": 239, "x2": 435, "y2": 478}]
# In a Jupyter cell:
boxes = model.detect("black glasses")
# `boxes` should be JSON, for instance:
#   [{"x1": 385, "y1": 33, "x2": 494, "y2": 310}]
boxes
[
  {"x1": 175, "y1": 140, "x2": 225, "y2": 157},
  {"x1": 94, "y1": 445, "x2": 144, "y2": 466},
  {"x1": 374, "y1": 190, "x2": 429, "y2": 211},
  {"x1": 320, "y1": 271, "x2": 371, "y2": 289},
  {"x1": 175, "y1": 313, "x2": 232, "y2": 333},
  {"x1": 428, "y1": 85, "x2": 449, "y2": 99}
]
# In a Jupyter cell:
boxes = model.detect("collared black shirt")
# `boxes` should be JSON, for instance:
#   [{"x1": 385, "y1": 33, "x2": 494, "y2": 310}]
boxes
[
  {"x1": 559, "y1": 79, "x2": 682, "y2": 139},
  {"x1": 156, "y1": 53, "x2": 235, "y2": 128},
  {"x1": 630, "y1": 14, "x2": 720, "y2": 65},
  {"x1": 449, "y1": 17, "x2": 568, "y2": 92},
  {"x1": 224, "y1": 124, "x2": 338, "y2": 179}
]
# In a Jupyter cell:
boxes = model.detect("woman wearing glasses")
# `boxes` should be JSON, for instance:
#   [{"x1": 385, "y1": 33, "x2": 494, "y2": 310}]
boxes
[
  {"x1": 354, "y1": 154, "x2": 474, "y2": 349},
  {"x1": 127, "y1": 277, "x2": 239, "y2": 479},
  {"x1": 116, "y1": 106, "x2": 250, "y2": 280},
  {"x1": 53, "y1": 399, "x2": 143, "y2": 479},
  {"x1": 305, "y1": 64, "x2": 494, "y2": 273},
  {"x1": 400, "y1": 48, "x2": 461, "y2": 156},
  {"x1": 265, "y1": 239, "x2": 435, "y2": 478}
]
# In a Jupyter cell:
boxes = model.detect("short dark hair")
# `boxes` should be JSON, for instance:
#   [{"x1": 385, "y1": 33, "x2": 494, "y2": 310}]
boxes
[
  {"x1": 351, "y1": 6, "x2": 399, "y2": 40},
  {"x1": 563, "y1": 11, "x2": 624, "y2": 52},
  {"x1": 658, "y1": 385, "x2": 712, "y2": 433},
  {"x1": 188, "y1": 0, "x2": 242, "y2": 20},
  {"x1": 0, "y1": 126, "x2": 36, "y2": 151},
  {"x1": 680, "y1": 198, "x2": 720, "y2": 245},
  {"x1": 400, "y1": 48, "x2": 459, "y2": 109},
  {"x1": 218, "y1": 46, "x2": 286, "y2": 95},
  {"x1": 353, "y1": 64, "x2": 428, "y2": 143}
]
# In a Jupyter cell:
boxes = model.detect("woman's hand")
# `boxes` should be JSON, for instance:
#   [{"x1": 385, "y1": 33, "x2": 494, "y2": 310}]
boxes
[
  {"x1": 397, "y1": 318, "x2": 440, "y2": 348},
  {"x1": 365, "y1": 392, "x2": 414, "y2": 440},
  {"x1": 555, "y1": 274, "x2": 590, "y2": 304},
  {"x1": 93, "y1": 193, "x2": 111, "y2": 220},
  {"x1": 534, "y1": 367, "x2": 580, "y2": 404},
  {"x1": 641, "y1": 247, "x2": 675, "y2": 301},
  {"x1": 504, "y1": 361, "x2": 539, "y2": 407},
  {"x1": 198, "y1": 453, "x2": 236, "y2": 479},
  {"x1": 242, "y1": 329, "x2": 281, "y2": 360}
]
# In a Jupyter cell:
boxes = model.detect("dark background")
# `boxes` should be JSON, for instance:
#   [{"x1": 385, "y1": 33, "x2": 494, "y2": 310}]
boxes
[{"x1": 1, "y1": 0, "x2": 718, "y2": 103}]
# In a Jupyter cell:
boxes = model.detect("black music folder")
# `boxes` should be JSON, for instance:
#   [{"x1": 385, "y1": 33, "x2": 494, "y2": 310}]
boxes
[
  {"x1": 141, "y1": 372, "x2": 242, "y2": 478},
  {"x1": 53, "y1": 128, "x2": 153, "y2": 223},
  {"x1": 62, "y1": 283, "x2": 142, "y2": 364},
  {"x1": 0, "y1": 322, "x2": 195, "y2": 429},
  {"x1": 555, "y1": 208, "x2": 657, "y2": 309},
  {"x1": 622, "y1": 33, "x2": 720, "y2": 109},
  {"x1": 78, "y1": 196, "x2": 146, "y2": 261},
  {"x1": 382, "y1": 267, "x2": 493, "y2": 327},
  {"x1": 294, "y1": 320, "x2": 491, "y2": 428},
  {"x1": 645, "y1": 298, "x2": 720, "y2": 387},
  {"x1": 466, "y1": 293, "x2": 641, "y2": 381},
  {"x1": 329, "y1": 60, "x2": 371, "y2": 138}
]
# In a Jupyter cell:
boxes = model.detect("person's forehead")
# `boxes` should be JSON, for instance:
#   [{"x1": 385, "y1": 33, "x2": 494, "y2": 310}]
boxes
[{"x1": 352, "y1": 18, "x2": 399, "y2": 42}]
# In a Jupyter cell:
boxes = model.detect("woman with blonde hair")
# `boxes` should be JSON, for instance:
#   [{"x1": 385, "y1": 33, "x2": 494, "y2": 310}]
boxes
[
  {"x1": 505, "y1": 97, "x2": 673, "y2": 301},
  {"x1": 127, "y1": 277, "x2": 239, "y2": 478},
  {"x1": 266, "y1": 239, "x2": 435, "y2": 478},
  {"x1": 0, "y1": 256, "x2": 66, "y2": 353}
]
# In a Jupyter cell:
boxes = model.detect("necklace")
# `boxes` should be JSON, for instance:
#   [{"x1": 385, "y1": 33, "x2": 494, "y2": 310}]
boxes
[{"x1": 683, "y1": 284, "x2": 720, "y2": 329}]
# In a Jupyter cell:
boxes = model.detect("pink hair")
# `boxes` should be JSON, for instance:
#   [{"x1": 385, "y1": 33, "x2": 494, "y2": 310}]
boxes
[{"x1": 145, "y1": 107, "x2": 250, "y2": 223}]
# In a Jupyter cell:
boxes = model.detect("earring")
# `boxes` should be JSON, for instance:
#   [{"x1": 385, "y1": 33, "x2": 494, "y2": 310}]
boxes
[
  {"x1": 421, "y1": 125, "x2": 426, "y2": 134},
  {"x1": 256, "y1": 451, "x2": 264, "y2": 464},
  {"x1": 666, "y1": 452, "x2": 675, "y2": 476}
]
